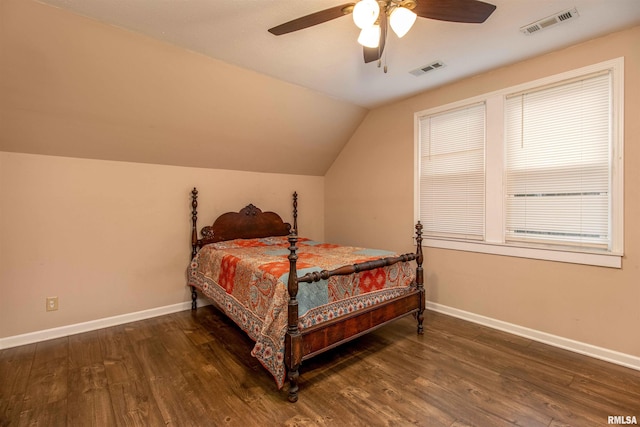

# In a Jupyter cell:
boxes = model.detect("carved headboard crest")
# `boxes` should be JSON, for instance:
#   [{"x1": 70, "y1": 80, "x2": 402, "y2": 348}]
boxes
[{"x1": 242, "y1": 204, "x2": 260, "y2": 216}]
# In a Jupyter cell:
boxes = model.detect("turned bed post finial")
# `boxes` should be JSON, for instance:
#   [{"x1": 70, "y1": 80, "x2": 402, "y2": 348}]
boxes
[
  {"x1": 415, "y1": 221, "x2": 425, "y2": 335},
  {"x1": 292, "y1": 191, "x2": 298, "y2": 235},
  {"x1": 191, "y1": 188, "x2": 199, "y2": 259},
  {"x1": 415, "y1": 221, "x2": 423, "y2": 287},
  {"x1": 190, "y1": 188, "x2": 199, "y2": 310},
  {"x1": 286, "y1": 234, "x2": 302, "y2": 402}
]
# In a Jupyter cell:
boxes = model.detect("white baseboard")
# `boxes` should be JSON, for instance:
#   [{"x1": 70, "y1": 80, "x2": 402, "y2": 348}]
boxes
[
  {"x1": 0, "y1": 298, "x2": 211, "y2": 350},
  {"x1": 426, "y1": 301, "x2": 640, "y2": 372}
]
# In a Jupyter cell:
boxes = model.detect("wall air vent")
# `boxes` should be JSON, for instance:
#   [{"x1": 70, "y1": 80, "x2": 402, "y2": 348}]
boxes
[
  {"x1": 520, "y1": 8, "x2": 579, "y2": 35},
  {"x1": 410, "y1": 61, "x2": 446, "y2": 77}
]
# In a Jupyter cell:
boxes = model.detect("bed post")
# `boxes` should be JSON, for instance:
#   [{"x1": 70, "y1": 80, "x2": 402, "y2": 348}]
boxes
[
  {"x1": 415, "y1": 221, "x2": 425, "y2": 334},
  {"x1": 292, "y1": 192, "x2": 298, "y2": 235},
  {"x1": 285, "y1": 234, "x2": 302, "y2": 402},
  {"x1": 190, "y1": 188, "x2": 199, "y2": 310}
]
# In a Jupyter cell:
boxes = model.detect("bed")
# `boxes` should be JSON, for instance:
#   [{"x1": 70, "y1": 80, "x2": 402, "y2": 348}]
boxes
[{"x1": 187, "y1": 188, "x2": 425, "y2": 402}]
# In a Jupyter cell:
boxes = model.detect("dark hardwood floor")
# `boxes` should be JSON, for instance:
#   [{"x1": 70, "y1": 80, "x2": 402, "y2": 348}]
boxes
[{"x1": 1, "y1": 306, "x2": 639, "y2": 426}]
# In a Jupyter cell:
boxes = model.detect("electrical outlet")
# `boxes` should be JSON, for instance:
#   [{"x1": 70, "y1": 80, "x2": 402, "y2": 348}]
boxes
[{"x1": 46, "y1": 297, "x2": 58, "y2": 312}]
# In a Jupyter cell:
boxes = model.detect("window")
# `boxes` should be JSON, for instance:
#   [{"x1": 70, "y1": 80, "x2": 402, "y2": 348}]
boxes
[
  {"x1": 415, "y1": 58, "x2": 624, "y2": 268},
  {"x1": 505, "y1": 72, "x2": 611, "y2": 249},
  {"x1": 418, "y1": 103, "x2": 486, "y2": 240}
]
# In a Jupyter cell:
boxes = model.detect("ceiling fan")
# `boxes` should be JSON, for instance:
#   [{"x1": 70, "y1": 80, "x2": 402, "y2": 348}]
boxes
[{"x1": 268, "y1": 0, "x2": 496, "y2": 64}]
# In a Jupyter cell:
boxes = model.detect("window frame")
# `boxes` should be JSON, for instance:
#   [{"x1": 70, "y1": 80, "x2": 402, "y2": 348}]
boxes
[{"x1": 414, "y1": 58, "x2": 624, "y2": 268}]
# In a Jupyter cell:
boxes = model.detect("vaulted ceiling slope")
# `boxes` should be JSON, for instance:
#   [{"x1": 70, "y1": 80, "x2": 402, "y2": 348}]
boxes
[
  {"x1": 0, "y1": 0, "x2": 367, "y2": 176},
  {"x1": 32, "y1": 0, "x2": 640, "y2": 109}
]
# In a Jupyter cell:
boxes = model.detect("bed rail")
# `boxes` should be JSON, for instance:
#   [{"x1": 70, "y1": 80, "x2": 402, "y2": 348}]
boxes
[{"x1": 297, "y1": 252, "x2": 418, "y2": 284}]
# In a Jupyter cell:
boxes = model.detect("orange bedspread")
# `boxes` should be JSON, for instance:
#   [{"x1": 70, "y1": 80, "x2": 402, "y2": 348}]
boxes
[{"x1": 188, "y1": 236, "x2": 415, "y2": 387}]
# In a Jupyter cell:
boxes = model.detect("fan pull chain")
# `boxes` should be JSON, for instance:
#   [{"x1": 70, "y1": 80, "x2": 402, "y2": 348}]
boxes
[
  {"x1": 384, "y1": 48, "x2": 388, "y2": 73},
  {"x1": 383, "y1": 13, "x2": 389, "y2": 73},
  {"x1": 377, "y1": 18, "x2": 389, "y2": 73}
]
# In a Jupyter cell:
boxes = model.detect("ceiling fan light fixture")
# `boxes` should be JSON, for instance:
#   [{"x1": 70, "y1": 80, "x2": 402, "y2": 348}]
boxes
[
  {"x1": 390, "y1": 6, "x2": 417, "y2": 38},
  {"x1": 357, "y1": 24, "x2": 381, "y2": 48},
  {"x1": 353, "y1": 0, "x2": 380, "y2": 29},
  {"x1": 268, "y1": 0, "x2": 497, "y2": 68}
]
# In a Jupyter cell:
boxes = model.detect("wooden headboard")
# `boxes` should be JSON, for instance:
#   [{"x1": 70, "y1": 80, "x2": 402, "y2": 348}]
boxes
[{"x1": 190, "y1": 188, "x2": 297, "y2": 257}]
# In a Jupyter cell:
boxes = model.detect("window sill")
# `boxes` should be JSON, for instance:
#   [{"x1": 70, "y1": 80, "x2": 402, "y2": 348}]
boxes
[{"x1": 424, "y1": 238, "x2": 622, "y2": 268}]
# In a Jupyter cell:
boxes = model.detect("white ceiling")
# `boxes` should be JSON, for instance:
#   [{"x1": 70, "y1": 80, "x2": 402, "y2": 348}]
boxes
[{"x1": 35, "y1": 0, "x2": 640, "y2": 108}]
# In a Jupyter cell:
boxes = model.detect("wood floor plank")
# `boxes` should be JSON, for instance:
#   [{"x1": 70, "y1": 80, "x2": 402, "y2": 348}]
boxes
[
  {"x1": 569, "y1": 374, "x2": 640, "y2": 413},
  {"x1": 412, "y1": 375, "x2": 520, "y2": 427},
  {"x1": 499, "y1": 371, "x2": 612, "y2": 426},
  {"x1": 339, "y1": 361, "x2": 452, "y2": 427},
  {"x1": 21, "y1": 338, "x2": 68, "y2": 409},
  {"x1": 98, "y1": 325, "x2": 146, "y2": 386},
  {"x1": 0, "y1": 344, "x2": 36, "y2": 425},
  {"x1": 65, "y1": 331, "x2": 117, "y2": 426},
  {"x1": 527, "y1": 339, "x2": 640, "y2": 394},
  {"x1": 474, "y1": 327, "x2": 640, "y2": 401},
  {"x1": 373, "y1": 330, "x2": 551, "y2": 426},
  {"x1": 0, "y1": 344, "x2": 36, "y2": 397},
  {"x1": 154, "y1": 324, "x2": 259, "y2": 425},
  {"x1": 16, "y1": 398, "x2": 66, "y2": 427},
  {"x1": 2, "y1": 306, "x2": 639, "y2": 427},
  {"x1": 425, "y1": 326, "x2": 577, "y2": 388},
  {"x1": 68, "y1": 331, "x2": 103, "y2": 370},
  {"x1": 129, "y1": 336, "x2": 207, "y2": 426},
  {"x1": 178, "y1": 368, "x2": 248, "y2": 425},
  {"x1": 67, "y1": 364, "x2": 116, "y2": 427},
  {"x1": 0, "y1": 394, "x2": 26, "y2": 427},
  {"x1": 197, "y1": 340, "x2": 275, "y2": 409},
  {"x1": 107, "y1": 379, "x2": 166, "y2": 427},
  {"x1": 99, "y1": 324, "x2": 166, "y2": 426},
  {"x1": 171, "y1": 310, "x2": 217, "y2": 347}
]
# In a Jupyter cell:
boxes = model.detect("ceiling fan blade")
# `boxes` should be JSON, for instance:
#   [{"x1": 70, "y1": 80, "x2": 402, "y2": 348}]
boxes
[
  {"x1": 363, "y1": 12, "x2": 387, "y2": 63},
  {"x1": 268, "y1": 3, "x2": 356, "y2": 35},
  {"x1": 413, "y1": 0, "x2": 496, "y2": 23}
]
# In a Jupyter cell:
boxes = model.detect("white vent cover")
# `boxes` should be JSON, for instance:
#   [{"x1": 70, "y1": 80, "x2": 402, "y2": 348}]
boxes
[
  {"x1": 520, "y1": 8, "x2": 579, "y2": 35},
  {"x1": 410, "y1": 60, "x2": 446, "y2": 77}
]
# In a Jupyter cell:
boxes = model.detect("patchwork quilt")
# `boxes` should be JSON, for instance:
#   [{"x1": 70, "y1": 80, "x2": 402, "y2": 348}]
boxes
[{"x1": 187, "y1": 236, "x2": 415, "y2": 388}]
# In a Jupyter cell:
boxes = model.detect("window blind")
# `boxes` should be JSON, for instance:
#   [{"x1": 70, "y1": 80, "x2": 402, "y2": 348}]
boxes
[
  {"x1": 419, "y1": 103, "x2": 486, "y2": 240},
  {"x1": 505, "y1": 72, "x2": 611, "y2": 248}
]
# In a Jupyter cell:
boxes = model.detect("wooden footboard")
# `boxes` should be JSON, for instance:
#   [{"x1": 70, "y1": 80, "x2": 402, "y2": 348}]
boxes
[
  {"x1": 284, "y1": 223, "x2": 424, "y2": 402},
  {"x1": 300, "y1": 289, "x2": 423, "y2": 359}
]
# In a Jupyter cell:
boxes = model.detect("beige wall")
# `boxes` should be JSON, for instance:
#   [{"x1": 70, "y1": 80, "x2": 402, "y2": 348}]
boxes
[
  {"x1": 326, "y1": 26, "x2": 640, "y2": 358},
  {"x1": 0, "y1": 0, "x2": 367, "y2": 176},
  {"x1": 0, "y1": 0, "x2": 334, "y2": 341},
  {"x1": 0, "y1": 152, "x2": 324, "y2": 338}
]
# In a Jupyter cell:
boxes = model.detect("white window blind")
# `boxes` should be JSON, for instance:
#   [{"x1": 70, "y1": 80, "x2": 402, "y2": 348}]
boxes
[
  {"x1": 505, "y1": 71, "x2": 612, "y2": 249},
  {"x1": 419, "y1": 103, "x2": 486, "y2": 240}
]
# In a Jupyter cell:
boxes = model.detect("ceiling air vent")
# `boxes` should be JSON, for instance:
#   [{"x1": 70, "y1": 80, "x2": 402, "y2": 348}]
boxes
[
  {"x1": 520, "y1": 8, "x2": 579, "y2": 35},
  {"x1": 410, "y1": 61, "x2": 446, "y2": 77}
]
